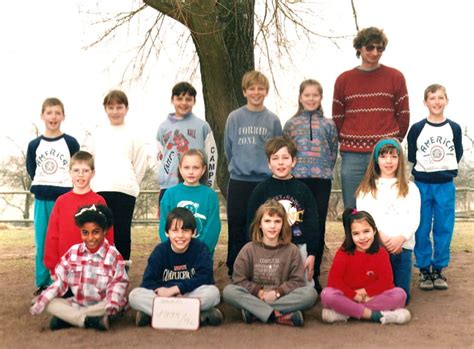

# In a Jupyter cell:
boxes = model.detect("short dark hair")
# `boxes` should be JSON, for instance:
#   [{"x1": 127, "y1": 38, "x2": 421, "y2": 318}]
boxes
[
  {"x1": 353, "y1": 27, "x2": 388, "y2": 58},
  {"x1": 103, "y1": 90, "x2": 129, "y2": 107},
  {"x1": 264, "y1": 136, "x2": 297, "y2": 161},
  {"x1": 171, "y1": 82, "x2": 197, "y2": 99},
  {"x1": 424, "y1": 84, "x2": 447, "y2": 101},
  {"x1": 74, "y1": 204, "x2": 113, "y2": 231},
  {"x1": 70, "y1": 150, "x2": 94, "y2": 170},
  {"x1": 341, "y1": 208, "x2": 381, "y2": 254},
  {"x1": 41, "y1": 97, "x2": 65, "y2": 115},
  {"x1": 165, "y1": 207, "x2": 196, "y2": 233}
]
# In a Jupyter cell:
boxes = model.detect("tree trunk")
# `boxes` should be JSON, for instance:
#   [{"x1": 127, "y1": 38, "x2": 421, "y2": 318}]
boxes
[{"x1": 144, "y1": 0, "x2": 255, "y2": 199}]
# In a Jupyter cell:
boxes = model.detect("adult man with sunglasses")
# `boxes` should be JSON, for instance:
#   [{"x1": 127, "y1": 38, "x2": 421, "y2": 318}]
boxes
[{"x1": 332, "y1": 27, "x2": 410, "y2": 208}]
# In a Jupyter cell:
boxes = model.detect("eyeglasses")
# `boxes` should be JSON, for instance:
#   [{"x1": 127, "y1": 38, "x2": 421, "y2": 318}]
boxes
[{"x1": 365, "y1": 44, "x2": 385, "y2": 53}]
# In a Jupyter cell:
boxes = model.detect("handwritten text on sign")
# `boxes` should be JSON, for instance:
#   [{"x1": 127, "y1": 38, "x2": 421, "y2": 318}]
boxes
[{"x1": 152, "y1": 297, "x2": 200, "y2": 330}]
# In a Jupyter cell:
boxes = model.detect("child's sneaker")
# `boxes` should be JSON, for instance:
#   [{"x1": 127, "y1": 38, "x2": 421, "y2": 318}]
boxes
[
  {"x1": 84, "y1": 315, "x2": 110, "y2": 331},
  {"x1": 322, "y1": 308, "x2": 349, "y2": 323},
  {"x1": 275, "y1": 311, "x2": 304, "y2": 327},
  {"x1": 419, "y1": 269, "x2": 434, "y2": 290},
  {"x1": 380, "y1": 308, "x2": 411, "y2": 325},
  {"x1": 50, "y1": 316, "x2": 73, "y2": 331},
  {"x1": 241, "y1": 309, "x2": 256, "y2": 324},
  {"x1": 200, "y1": 307, "x2": 224, "y2": 326},
  {"x1": 431, "y1": 270, "x2": 448, "y2": 290},
  {"x1": 135, "y1": 311, "x2": 151, "y2": 327}
]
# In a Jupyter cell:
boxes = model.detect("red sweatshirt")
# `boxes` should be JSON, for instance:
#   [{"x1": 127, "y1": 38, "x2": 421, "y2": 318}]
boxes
[
  {"x1": 332, "y1": 64, "x2": 410, "y2": 152},
  {"x1": 327, "y1": 248, "x2": 394, "y2": 299},
  {"x1": 44, "y1": 190, "x2": 114, "y2": 274}
]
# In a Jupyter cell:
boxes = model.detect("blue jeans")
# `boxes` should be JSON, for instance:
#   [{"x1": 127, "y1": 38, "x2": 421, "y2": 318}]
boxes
[
  {"x1": 414, "y1": 181, "x2": 455, "y2": 271},
  {"x1": 340, "y1": 152, "x2": 371, "y2": 209},
  {"x1": 390, "y1": 249, "x2": 412, "y2": 304}
]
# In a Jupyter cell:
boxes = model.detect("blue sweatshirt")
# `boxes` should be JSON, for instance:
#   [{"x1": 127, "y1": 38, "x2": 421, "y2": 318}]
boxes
[
  {"x1": 159, "y1": 183, "x2": 221, "y2": 256},
  {"x1": 224, "y1": 106, "x2": 282, "y2": 181},
  {"x1": 407, "y1": 118, "x2": 463, "y2": 183},
  {"x1": 140, "y1": 239, "x2": 214, "y2": 294}
]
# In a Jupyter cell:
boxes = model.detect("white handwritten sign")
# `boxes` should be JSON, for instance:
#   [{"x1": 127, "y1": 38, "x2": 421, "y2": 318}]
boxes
[{"x1": 152, "y1": 297, "x2": 200, "y2": 330}]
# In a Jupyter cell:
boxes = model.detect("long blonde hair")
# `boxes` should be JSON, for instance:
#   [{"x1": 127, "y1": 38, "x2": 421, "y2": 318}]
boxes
[
  {"x1": 250, "y1": 199, "x2": 292, "y2": 245},
  {"x1": 356, "y1": 138, "x2": 409, "y2": 198}
]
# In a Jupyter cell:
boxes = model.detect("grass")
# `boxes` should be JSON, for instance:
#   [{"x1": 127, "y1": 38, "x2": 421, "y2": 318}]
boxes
[{"x1": 1, "y1": 221, "x2": 472, "y2": 262}]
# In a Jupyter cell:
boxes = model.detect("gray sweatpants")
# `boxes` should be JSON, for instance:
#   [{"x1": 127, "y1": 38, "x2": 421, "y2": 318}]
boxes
[
  {"x1": 223, "y1": 284, "x2": 317, "y2": 322},
  {"x1": 129, "y1": 285, "x2": 220, "y2": 315}
]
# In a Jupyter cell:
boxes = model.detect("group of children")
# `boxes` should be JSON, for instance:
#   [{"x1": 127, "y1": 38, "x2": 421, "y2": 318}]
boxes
[{"x1": 28, "y1": 67, "x2": 462, "y2": 330}]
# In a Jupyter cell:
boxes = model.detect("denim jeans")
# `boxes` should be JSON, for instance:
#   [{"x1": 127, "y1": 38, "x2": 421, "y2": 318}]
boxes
[
  {"x1": 390, "y1": 248, "x2": 412, "y2": 304},
  {"x1": 340, "y1": 152, "x2": 371, "y2": 209},
  {"x1": 414, "y1": 181, "x2": 455, "y2": 271}
]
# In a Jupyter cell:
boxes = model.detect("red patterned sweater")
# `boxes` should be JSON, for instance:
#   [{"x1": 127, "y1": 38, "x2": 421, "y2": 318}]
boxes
[{"x1": 332, "y1": 65, "x2": 410, "y2": 153}]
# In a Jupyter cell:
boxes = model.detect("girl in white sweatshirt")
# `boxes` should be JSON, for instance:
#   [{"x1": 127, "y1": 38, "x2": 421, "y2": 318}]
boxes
[{"x1": 356, "y1": 138, "x2": 420, "y2": 303}]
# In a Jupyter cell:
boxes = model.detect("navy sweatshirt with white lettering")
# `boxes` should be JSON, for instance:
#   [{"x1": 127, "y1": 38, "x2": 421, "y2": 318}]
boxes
[
  {"x1": 407, "y1": 118, "x2": 463, "y2": 183},
  {"x1": 140, "y1": 239, "x2": 214, "y2": 294}
]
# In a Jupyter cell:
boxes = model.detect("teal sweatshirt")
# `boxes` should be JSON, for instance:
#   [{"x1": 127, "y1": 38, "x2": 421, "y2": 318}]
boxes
[{"x1": 159, "y1": 183, "x2": 221, "y2": 256}]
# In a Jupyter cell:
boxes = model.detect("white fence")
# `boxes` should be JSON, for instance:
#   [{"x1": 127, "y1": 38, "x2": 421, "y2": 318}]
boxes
[{"x1": 1, "y1": 188, "x2": 473, "y2": 226}]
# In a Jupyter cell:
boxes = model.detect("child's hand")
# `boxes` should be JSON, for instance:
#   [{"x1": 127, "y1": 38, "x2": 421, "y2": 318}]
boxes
[
  {"x1": 262, "y1": 290, "x2": 278, "y2": 303},
  {"x1": 155, "y1": 286, "x2": 180, "y2": 297},
  {"x1": 354, "y1": 288, "x2": 368, "y2": 303},
  {"x1": 385, "y1": 236, "x2": 406, "y2": 254},
  {"x1": 304, "y1": 255, "x2": 316, "y2": 281},
  {"x1": 106, "y1": 306, "x2": 119, "y2": 316},
  {"x1": 29, "y1": 303, "x2": 44, "y2": 316}
]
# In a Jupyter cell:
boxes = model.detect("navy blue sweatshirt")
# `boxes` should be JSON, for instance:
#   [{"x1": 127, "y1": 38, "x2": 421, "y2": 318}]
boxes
[{"x1": 140, "y1": 239, "x2": 214, "y2": 294}]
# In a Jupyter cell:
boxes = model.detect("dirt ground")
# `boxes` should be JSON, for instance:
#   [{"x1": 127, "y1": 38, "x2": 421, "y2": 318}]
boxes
[{"x1": 0, "y1": 223, "x2": 473, "y2": 349}]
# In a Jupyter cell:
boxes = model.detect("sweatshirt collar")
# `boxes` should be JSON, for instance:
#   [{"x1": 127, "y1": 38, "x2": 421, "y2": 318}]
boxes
[{"x1": 168, "y1": 112, "x2": 193, "y2": 122}]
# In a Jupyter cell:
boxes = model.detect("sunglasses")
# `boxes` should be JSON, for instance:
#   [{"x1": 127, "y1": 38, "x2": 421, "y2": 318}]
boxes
[{"x1": 365, "y1": 44, "x2": 385, "y2": 53}]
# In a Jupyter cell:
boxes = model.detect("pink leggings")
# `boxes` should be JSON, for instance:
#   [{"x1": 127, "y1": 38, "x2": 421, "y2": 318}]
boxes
[{"x1": 321, "y1": 287, "x2": 407, "y2": 319}]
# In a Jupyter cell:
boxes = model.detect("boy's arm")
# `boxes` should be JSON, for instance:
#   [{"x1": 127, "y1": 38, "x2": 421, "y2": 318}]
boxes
[
  {"x1": 141, "y1": 245, "x2": 166, "y2": 290},
  {"x1": 407, "y1": 125, "x2": 417, "y2": 164},
  {"x1": 26, "y1": 140, "x2": 37, "y2": 180},
  {"x1": 105, "y1": 251, "x2": 129, "y2": 314},
  {"x1": 273, "y1": 115, "x2": 283, "y2": 137},
  {"x1": 394, "y1": 73, "x2": 410, "y2": 140},
  {"x1": 204, "y1": 131, "x2": 218, "y2": 187},
  {"x1": 332, "y1": 78, "x2": 345, "y2": 136},
  {"x1": 224, "y1": 116, "x2": 233, "y2": 162},
  {"x1": 43, "y1": 204, "x2": 60, "y2": 274},
  {"x1": 65, "y1": 135, "x2": 80, "y2": 156},
  {"x1": 301, "y1": 188, "x2": 319, "y2": 257},
  {"x1": 132, "y1": 137, "x2": 147, "y2": 185},
  {"x1": 451, "y1": 121, "x2": 464, "y2": 162}
]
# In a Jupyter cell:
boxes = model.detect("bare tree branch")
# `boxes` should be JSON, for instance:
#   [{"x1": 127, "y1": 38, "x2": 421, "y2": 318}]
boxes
[{"x1": 351, "y1": 0, "x2": 359, "y2": 31}]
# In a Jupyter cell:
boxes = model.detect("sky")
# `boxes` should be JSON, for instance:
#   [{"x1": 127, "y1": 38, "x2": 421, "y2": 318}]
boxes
[{"x1": 1, "y1": 0, "x2": 473, "y2": 160}]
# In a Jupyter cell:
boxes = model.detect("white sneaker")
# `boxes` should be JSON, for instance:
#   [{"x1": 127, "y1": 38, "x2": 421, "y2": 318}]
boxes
[
  {"x1": 380, "y1": 308, "x2": 411, "y2": 325},
  {"x1": 322, "y1": 308, "x2": 349, "y2": 323}
]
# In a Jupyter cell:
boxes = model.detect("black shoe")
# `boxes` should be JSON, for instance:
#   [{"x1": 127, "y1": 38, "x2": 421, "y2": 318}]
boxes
[
  {"x1": 419, "y1": 269, "x2": 434, "y2": 291},
  {"x1": 135, "y1": 311, "x2": 151, "y2": 327},
  {"x1": 84, "y1": 315, "x2": 109, "y2": 331},
  {"x1": 241, "y1": 309, "x2": 255, "y2": 324},
  {"x1": 200, "y1": 307, "x2": 224, "y2": 326},
  {"x1": 432, "y1": 270, "x2": 448, "y2": 290},
  {"x1": 314, "y1": 279, "x2": 323, "y2": 295},
  {"x1": 50, "y1": 316, "x2": 73, "y2": 331},
  {"x1": 33, "y1": 285, "x2": 48, "y2": 296}
]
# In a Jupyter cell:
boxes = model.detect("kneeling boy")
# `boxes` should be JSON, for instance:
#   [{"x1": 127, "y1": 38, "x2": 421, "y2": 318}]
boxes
[{"x1": 129, "y1": 207, "x2": 222, "y2": 327}]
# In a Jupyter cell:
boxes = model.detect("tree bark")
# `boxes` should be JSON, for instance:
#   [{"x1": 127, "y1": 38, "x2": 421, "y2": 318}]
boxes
[{"x1": 143, "y1": 0, "x2": 255, "y2": 199}]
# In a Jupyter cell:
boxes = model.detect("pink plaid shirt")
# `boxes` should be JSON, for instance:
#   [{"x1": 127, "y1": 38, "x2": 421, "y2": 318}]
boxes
[{"x1": 31, "y1": 239, "x2": 128, "y2": 315}]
